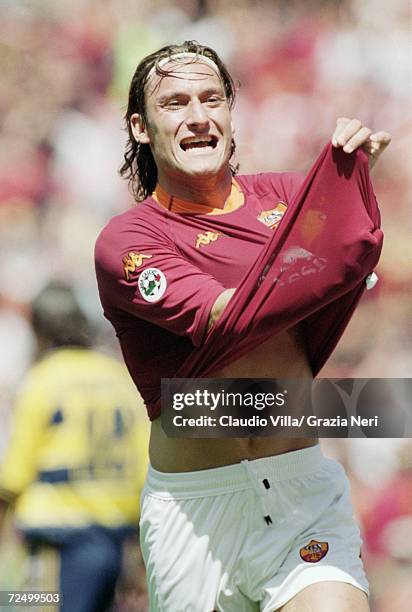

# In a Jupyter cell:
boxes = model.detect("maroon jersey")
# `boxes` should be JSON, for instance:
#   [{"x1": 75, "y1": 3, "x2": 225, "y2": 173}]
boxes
[
  {"x1": 95, "y1": 172, "x2": 303, "y2": 419},
  {"x1": 95, "y1": 143, "x2": 383, "y2": 420}
]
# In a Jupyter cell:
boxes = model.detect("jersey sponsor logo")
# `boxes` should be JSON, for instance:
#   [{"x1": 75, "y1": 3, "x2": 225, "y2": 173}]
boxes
[
  {"x1": 257, "y1": 202, "x2": 287, "y2": 229},
  {"x1": 138, "y1": 268, "x2": 166, "y2": 302},
  {"x1": 123, "y1": 252, "x2": 152, "y2": 281},
  {"x1": 282, "y1": 247, "x2": 312, "y2": 264},
  {"x1": 195, "y1": 231, "x2": 221, "y2": 249},
  {"x1": 299, "y1": 539, "x2": 329, "y2": 563}
]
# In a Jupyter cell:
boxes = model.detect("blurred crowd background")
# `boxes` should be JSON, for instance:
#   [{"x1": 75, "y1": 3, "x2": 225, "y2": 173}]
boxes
[{"x1": 0, "y1": 0, "x2": 411, "y2": 610}]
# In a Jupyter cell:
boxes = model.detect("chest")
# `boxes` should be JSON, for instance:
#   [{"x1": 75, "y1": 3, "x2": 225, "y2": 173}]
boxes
[{"x1": 165, "y1": 193, "x2": 288, "y2": 288}]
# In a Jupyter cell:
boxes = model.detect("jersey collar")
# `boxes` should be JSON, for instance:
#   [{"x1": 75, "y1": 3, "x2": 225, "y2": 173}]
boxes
[{"x1": 152, "y1": 179, "x2": 244, "y2": 215}]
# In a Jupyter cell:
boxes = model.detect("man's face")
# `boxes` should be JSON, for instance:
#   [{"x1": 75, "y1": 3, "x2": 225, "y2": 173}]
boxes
[{"x1": 131, "y1": 60, "x2": 233, "y2": 185}]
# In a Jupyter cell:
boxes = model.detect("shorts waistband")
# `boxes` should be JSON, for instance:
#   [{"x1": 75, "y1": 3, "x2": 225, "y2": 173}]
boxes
[{"x1": 145, "y1": 444, "x2": 325, "y2": 499}]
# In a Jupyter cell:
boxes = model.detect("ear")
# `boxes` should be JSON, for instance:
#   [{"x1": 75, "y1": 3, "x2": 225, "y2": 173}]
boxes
[{"x1": 130, "y1": 113, "x2": 151, "y2": 144}]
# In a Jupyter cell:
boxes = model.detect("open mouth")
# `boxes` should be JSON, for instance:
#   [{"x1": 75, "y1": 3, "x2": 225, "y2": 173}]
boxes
[{"x1": 180, "y1": 135, "x2": 218, "y2": 151}]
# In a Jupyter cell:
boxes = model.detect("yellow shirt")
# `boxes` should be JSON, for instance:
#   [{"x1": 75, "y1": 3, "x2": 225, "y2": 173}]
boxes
[{"x1": 0, "y1": 348, "x2": 149, "y2": 529}]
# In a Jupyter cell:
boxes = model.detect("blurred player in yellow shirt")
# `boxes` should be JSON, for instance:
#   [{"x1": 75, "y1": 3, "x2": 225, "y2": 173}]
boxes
[{"x1": 0, "y1": 282, "x2": 149, "y2": 612}]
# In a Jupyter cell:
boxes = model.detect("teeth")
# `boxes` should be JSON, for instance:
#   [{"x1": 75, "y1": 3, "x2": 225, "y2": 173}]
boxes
[
  {"x1": 181, "y1": 136, "x2": 215, "y2": 150},
  {"x1": 183, "y1": 137, "x2": 212, "y2": 144}
]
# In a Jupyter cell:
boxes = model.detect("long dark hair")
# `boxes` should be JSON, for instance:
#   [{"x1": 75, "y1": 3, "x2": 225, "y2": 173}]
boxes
[
  {"x1": 119, "y1": 41, "x2": 238, "y2": 202},
  {"x1": 32, "y1": 281, "x2": 93, "y2": 350}
]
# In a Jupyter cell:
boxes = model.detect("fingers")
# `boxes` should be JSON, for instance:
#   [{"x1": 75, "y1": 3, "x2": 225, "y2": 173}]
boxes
[
  {"x1": 370, "y1": 131, "x2": 392, "y2": 146},
  {"x1": 331, "y1": 117, "x2": 350, "y2": 146},
  {"x1": 342, "y1": 127, "x2": 373, "y2": 153},
  {"x1": 364, "y1": 131, "x2": 392, "y2": 169},
  {"x1": 331, "y1": 119, "x2": 391, "y2": 168},
  {"x1": 332, "y1": 117, "x2": 359, "y2": 146},
  {"x1": 332, "y1": 118, "x2": 372, "y2": 152}
]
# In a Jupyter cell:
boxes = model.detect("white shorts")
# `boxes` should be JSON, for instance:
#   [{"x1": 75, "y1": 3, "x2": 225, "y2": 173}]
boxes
[{"x1": 140, "y1": 445, "x2": 368, "y2": 612}]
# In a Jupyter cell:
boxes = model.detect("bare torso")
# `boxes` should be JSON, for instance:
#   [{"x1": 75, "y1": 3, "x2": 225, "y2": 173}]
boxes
[{"x1": 150, "y1": 325, "x2": 317, "y2": 472}]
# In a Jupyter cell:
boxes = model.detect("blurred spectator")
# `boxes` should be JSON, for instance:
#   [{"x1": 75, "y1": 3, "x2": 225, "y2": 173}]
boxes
[
  {"x1": 360, "y1": 442, "x2": 412, "y2": 612},
  {"x1": 363, "y1": 441, "x2": 412, "y2": 562},
  {"x1": 0, "y1": 282, "x2": 149, "y2": 612}
]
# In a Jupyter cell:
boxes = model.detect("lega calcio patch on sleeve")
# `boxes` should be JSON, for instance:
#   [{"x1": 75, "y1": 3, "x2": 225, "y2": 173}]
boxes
[
  {"x1": 299, "y1": 539, "x2": 329, "y2": 563},
  {"x1": 138, "y1": 268, "x2": 167, "y2": 302},
  {"x1": 123, "y1": 252, "x2": 153, "y2": 281}
]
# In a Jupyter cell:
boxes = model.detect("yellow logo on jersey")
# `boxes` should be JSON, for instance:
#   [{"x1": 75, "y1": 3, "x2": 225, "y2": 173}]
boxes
[
  {"x1": 122, "y1": 252, "x2": 152, "y2": 281},
  {"x1": 257, "y1": 202, "x2": 287, "y2": 229},
  {"x1": 195, "y1": 232, "x2": 221, "y2": 249}
]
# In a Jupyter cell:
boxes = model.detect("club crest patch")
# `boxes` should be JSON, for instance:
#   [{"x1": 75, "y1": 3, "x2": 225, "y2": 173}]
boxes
[
  {"x1": 138, "y1": 268, "x2": 166, "y2": 302},
  {"x1": 123, "y1": 252, "x2": 152, "y2": 281},
  {"x1": 257, "y1": 202, "x2": 287, "y2": 229},
  {"x1": 299, "y1": 539, "x2": 329, "y2": 563}
]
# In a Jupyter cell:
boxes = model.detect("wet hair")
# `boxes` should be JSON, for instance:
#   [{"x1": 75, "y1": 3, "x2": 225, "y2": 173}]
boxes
[
  {"x1": 31, "y1": 281, "x2": 93, "y2": 350},
  {"x1": 119, "y1": 41, "x2": 238, "y2": 202}
]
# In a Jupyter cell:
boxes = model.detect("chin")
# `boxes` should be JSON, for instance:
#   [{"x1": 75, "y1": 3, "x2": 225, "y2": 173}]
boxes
[
  {"x1": 184, "y1": 159, "x2": 227, "y2": 177},
  {"x1": 188, "y1": 165, "x2": 220, "y2": 176}
]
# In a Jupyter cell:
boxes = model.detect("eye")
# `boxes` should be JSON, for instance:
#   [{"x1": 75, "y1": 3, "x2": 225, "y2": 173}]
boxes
[
  {"x1": 166, "y1": 99, "x2": 185, "y2": 109},
  {"x1": 206, "y1": 95, "x2": 223, "y2": 105}
]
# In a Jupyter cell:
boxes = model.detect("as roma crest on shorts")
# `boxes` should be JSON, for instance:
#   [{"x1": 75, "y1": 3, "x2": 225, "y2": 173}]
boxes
[
  {"x1": 257, "y1": 202, "x2": 287, "y2": 230},
  {"x1": 299, "y1": 539, "x2": 329, "y2": 563}
]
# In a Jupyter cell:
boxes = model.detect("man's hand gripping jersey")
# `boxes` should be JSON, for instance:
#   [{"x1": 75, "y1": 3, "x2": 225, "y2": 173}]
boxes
[{"x1": 176, "y1": 143, "x2": 382, "y2": 381}]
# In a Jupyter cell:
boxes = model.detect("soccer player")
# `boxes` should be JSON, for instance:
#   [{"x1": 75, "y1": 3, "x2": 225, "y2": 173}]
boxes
[
  {"x1": 95, "y1": 41, "x2": 391, "y2": 611},
  {"x1": 0, "y1": 282, "x2": 149, "y2": 612}
]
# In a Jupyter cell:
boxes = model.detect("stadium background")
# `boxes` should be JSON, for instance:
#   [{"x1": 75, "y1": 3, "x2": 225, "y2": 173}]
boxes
[{"x1": 0, "y1": 0, "x2": 411, "y2": 610}]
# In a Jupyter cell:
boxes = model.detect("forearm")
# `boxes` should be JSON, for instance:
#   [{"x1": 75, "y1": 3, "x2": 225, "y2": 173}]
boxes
[{"x1": 207, "y1": 288, "x2": 236, "y2": 333}]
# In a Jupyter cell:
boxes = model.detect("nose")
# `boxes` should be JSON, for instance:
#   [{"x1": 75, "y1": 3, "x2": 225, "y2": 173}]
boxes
[{"x1": 186, "y1": 98, "x2": 209, "y2": 130}]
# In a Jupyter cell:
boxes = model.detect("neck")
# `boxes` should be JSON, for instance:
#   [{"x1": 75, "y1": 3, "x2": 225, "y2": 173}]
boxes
[{"x1": 157, "y1": 168, "x2": 233, "y2": 209}]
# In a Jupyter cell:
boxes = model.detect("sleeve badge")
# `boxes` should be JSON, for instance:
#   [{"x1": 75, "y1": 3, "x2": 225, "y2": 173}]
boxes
[{"x1": 138, "y1": 268, "x2": 166, "y2": 302}]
